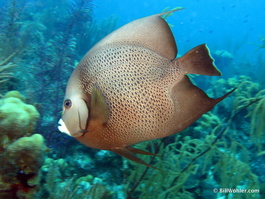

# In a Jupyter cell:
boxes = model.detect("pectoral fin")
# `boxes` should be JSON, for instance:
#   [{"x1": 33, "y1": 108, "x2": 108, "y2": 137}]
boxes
[{"x1": 90, "y1": 86, "x2": 109, "y2": 124}]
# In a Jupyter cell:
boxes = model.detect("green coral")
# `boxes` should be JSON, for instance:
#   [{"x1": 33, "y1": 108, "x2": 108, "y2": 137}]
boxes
[
  {"x1": 0, "y1": 91, "x2": 40, "y2": 143},
  {"x1": 5, "y1": 134, "x2": 46, "y2": 172}
]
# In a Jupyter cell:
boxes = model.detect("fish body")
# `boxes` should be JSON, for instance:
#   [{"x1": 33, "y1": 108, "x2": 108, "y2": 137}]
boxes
[{"x1": 58, "y1": 9, "x2": 233, "y2": 167}]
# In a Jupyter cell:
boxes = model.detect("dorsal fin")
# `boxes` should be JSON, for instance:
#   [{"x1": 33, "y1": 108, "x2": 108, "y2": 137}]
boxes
[{"x1": 94, "y1": 9, "x2": 184, "y2": 60}]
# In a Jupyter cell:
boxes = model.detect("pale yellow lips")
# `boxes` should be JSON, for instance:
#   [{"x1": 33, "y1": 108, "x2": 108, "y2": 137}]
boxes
[
  {"x1": 58, "y1": 118, "x2": 71, "y2": 136},
  {"x1": 58, "y1": 119, "x2": 85, "y2": 137}
]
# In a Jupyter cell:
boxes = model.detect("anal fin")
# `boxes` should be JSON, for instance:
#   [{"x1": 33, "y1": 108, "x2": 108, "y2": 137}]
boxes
[
  {"x1": 170, "y1": 75, "x2": 235, "y2": 134},
  {"x1": 127, "y1": 146, "x2": 159, "y2": 156}
]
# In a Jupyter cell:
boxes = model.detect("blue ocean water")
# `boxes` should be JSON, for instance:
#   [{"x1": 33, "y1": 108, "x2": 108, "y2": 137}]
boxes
[
  {"x1": 0, "y1": 0, "x2": 265, "y2": 198},
  {"x1": 94, "y1": 0, "x2": 265, "y2": 62}
]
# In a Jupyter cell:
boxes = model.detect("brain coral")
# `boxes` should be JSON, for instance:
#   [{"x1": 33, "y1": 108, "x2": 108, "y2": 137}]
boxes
[{"x1": 0, "y1": 91, "x2": 40, "y2": 142}]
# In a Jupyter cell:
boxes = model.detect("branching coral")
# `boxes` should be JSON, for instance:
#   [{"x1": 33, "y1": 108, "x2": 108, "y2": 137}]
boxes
[
  {"x1": 0, "y1": 51, "x2": 18, "y2": 84},
  {"x1": 232, "y1": 79, "x2": 263, "y2": 113},
  {"x1": 194, "y1": 112, "x2": 222, "y2": 132},
  {"x1": 250, "y1": 97, "x2": 265, "y2": 151},
  {"x1": 214, "y1": 147, "x2": 258, "y2": 192},
  {"x1": 124, "y1": 135, "x2": 207, "y2": 198},
  {"x1": 223, "y1": 77, "x2": 265, "y2": 152},
  {"x1": 125, "y1": 127, "x2": 260, "y2": 198}
]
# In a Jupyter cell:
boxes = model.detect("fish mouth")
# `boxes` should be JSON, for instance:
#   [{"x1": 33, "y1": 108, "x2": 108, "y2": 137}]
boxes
[{"x1": 58, "y1": 119, "x2": 87, "y2": 137}]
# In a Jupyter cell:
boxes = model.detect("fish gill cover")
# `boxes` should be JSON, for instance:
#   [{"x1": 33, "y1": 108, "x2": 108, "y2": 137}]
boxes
[{"x1": 0, "y1": 0, "x2": 264, "y2": 199}]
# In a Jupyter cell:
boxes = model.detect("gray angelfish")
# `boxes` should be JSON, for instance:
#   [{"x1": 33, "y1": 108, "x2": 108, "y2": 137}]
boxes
[{"x1": 58, "y1": 9, "x2": 234, "y2": 168}]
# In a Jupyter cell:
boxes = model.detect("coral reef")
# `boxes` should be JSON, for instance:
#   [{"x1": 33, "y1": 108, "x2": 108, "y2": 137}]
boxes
[
  {"x1": 0, "y1": 134, "x2": 46, "y2": 199},
  {"x1": 0, "y1": 90, "x2": 45, "y2": 198}
]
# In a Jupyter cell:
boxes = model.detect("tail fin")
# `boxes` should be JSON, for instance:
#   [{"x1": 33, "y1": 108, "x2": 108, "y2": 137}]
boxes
[{"x1": 177, "y1": 44, "x2": 221, "y2": 76}]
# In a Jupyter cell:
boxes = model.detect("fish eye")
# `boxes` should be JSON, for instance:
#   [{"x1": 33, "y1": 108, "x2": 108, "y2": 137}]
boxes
[{"x1": 64, "y1": 99, "x2": 72, "y2": 108}]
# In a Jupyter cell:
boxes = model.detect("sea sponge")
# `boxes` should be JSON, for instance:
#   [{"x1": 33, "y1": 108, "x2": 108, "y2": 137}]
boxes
[{"x1": 0, "y1": 91, "x2": 40, "y2": 142}]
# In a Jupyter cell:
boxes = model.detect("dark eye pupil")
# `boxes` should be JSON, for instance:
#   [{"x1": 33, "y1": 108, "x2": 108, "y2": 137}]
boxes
[{"x1": 64, "y1": 99, "x2": 72, "y2": 108}]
